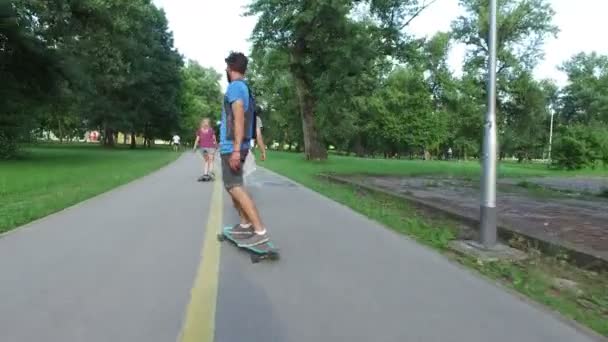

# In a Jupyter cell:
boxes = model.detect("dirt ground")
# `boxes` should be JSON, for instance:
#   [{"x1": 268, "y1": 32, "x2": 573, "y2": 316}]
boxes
[{"x1": 352, "y1": 175, "x2": 608, "y2": 262}]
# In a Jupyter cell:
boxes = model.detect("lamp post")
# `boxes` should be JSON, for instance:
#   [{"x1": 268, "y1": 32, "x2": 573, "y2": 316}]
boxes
[
  {"x1": 479, "y1": 0, "x2": 498, "y2": 248},
  {"x1": 548, "y1": 109, "x2": 555, "y2": 161}
]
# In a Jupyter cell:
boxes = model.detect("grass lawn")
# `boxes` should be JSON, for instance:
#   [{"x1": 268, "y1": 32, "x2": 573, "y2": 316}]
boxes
[
  {"x1": 264, "y1": 151, "x2": 607, "y2": 182},
  {"x1": 262, "y1": 151, "x2": 608, "y2": 337},
  {"x1": 0, "y1": 144, "x2": 180, "y2": 233}
]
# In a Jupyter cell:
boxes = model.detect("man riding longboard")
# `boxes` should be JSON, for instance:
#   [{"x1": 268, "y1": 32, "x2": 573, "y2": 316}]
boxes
[{"x1": 218, "y1": 52, "x2": 273, "y2": 249}]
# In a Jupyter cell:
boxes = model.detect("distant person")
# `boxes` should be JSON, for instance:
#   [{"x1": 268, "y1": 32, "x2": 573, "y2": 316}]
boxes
[
  {"x1": 193, "y1": 118, "x2": 217, "y2": 180},
  {"x1": 252, "y1": 112, "x2": 267, "y2": 161},
  {"x1": 448, "y1": 147, "x2": 453, "y2": 160},
  {"x1": 244, "y1": 111, "x2": 267, "y2": 182},
  {"x1": 220, "y1": 51, "x2": 269, "y2": 247},
  {"x1": 172, "y1": 134, "x2": 181, "y2": 152}
]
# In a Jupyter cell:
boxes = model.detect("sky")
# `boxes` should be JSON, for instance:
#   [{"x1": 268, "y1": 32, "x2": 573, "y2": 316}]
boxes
[{"x1": 153, "y1": 0, "x2": 608, "y2": 88}]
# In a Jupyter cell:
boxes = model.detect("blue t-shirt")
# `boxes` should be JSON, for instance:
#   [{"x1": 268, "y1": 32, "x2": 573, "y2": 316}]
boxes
[{"x1": 220, "y1": 80, "x2": 251, "y2": 154}]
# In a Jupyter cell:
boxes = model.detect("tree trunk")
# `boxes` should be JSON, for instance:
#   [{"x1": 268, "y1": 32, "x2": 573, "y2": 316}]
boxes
[
  {"x1": 130, "y1": 131, "x2": 136, "y2": 149},
  {"x1": 291, "y1": 48, "x2": 327, "y2": 160},
  {"x1": 57, "y1": 118, "x2": 64, "y2": 143},
  {"x1": 296, "y1": 83, "x2": 327, "y2": 160},
  {"x1": 353, "y1": 136, "x2": 365, "y2": 157},
  {"x1": 103, "y1": 127, "x2": 115, "y2": 147},
  {"x1": 143, "y1": 124, "x2": 151, "y2": 148}
]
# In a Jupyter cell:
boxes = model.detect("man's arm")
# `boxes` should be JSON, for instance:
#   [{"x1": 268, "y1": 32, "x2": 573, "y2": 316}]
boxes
[
  {"x1": 231, "y1": 100, "x2": 245, "y2": 152},
  {"x1": 255, "y1": 127, "x2": 266, "y2": 160}
]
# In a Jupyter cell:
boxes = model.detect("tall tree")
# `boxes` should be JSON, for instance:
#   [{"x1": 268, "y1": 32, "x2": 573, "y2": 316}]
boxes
[
  {"x1": 179, "y1": 60, "x2": 222, "y2": 141},
  {"x1": 452, "y1": 0, "x2": 558, "y2": 77},
  {"x1": 248, "y1": 48, "x2": 303, "y2": 150},
  {"x1": 501, "y1": 73, "x2": 554, "y2": 161},
  {"x1": 452, "y1": 0, "x2": 558, "y2": 158},
  {"x1": 248, "y1": 0, "x2": 435, "y2": 160},
  {"x1": 559, "y1": 52, "x2": 608, "y2": 125},
  {"x1": 373, "y1": 67, "x2": 448, "y2": 158},
  {"x1": 1, "y1": 0, "x2": 183, "y2": 151},
  {"x1": 0, "y1": 0, "x2": 64, "y2": 157}
]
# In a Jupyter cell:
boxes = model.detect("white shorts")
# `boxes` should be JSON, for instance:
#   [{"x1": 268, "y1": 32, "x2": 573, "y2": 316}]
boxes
[{"x1": 199, "y1": 147, "x2": 216, "y2": 156}]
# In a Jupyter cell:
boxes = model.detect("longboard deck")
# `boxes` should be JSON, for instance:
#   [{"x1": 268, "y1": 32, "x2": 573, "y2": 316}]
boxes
[{"x1": 218, "y1": 226, "x2": 279, "y2": 263}]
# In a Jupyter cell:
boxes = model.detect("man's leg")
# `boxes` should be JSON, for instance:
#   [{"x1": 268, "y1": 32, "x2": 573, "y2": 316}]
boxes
[
  {"x1": 231, "y1": 196, "x2": 250, "y2": 226},
  {"x1": 229, "y1": 186, "x2": 263, "y2": 232},
  {"x1": 221, "y1": 153, "x2": 268, "y2": 246},
  {"x1": 229, "y1": 186, "x2": 268, "y2": 247}
]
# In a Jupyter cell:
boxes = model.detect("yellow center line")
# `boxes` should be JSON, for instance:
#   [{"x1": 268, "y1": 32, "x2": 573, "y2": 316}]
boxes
[{"x1": 178, "y1": 177, "x2": 223, "y2": 342}]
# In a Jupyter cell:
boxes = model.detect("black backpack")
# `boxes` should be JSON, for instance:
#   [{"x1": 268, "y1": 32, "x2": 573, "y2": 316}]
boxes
[{"x1": 224, "y1": 80, "x2": 257, "y2": 140}]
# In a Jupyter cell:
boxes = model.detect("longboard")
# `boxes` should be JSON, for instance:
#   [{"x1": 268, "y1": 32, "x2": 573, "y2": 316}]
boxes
[
  {"x1": 197, "y1": 175, "x2": 214, "y2": 182},
  {"x1": 217, "y1": 226, "x2": 280, "y2": 263}
]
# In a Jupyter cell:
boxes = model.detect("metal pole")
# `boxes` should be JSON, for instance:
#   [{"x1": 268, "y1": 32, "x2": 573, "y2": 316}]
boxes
[
  {"x1": 548, "y1": 109, "x2": 554, "y2": 161},
  {"x1": 480, "y1": 0, "x2": 498, "y2": 248}
]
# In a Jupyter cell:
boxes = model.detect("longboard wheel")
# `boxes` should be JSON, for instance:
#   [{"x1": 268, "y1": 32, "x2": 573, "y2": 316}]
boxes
[
  {"x1": 250, "y1": 254, "x2": 261, "y2": 263},
  {"x1": 217, "y1": 234, "x2": 225, "y2": 242},
  {"x1": 269, "y1": 252, "x2": 280, "y2": 261}
]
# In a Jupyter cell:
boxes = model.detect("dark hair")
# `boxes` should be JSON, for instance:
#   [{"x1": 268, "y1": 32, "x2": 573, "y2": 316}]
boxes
[{"x1": 225, "y1": 52, "x2": 248, "y2": 74}]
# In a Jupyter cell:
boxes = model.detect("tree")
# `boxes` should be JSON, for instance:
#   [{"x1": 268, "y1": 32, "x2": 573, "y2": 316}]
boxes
[
  {"x1": 559, "y1": 52, "x2": 608, "y2": 125},
  {"x1": 1, "y1": 0, "x2": 64, "y2": 157},
  {"x1": 68, "y1": 0, "x2": 182, "y2": 147},
  {"x1": 452, "y1": 0, "x2": 558, "y2": 159},
  {"x1": 247, "y1": 0, "x2": 436, "y2": 160},
  {"x1": 501, "y1": 73, "x2": 554, "y2": 161},
  {"x1": 373, "y1": 67, "x2": 448, "y2": 158},
  {"x1": 248, "y1": 49, "x2": 303, "y2": 150},
  {"x1": 1, "y1": 0, "x2": 183, "y2": 154},
  {"x1": 452, "y1": 0, "x2": 558, "y2": 77},
  {"x1": 179, "y1": 60, "x2": 222, "y2": 143},
  {"x1": 552, "y1": 124, "x2": 608, "y2": 170}
]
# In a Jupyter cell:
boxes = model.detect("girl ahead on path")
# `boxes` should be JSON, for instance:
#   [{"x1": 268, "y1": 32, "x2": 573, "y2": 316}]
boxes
[{"x1": 193, "y1": 118, "x2": 217, "y2": 180}]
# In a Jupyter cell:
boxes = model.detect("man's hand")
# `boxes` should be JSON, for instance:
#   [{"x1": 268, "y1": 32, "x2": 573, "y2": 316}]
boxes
[
  {"x1": 260, "y1": 149, "x2": 267, "y2": 161},
  {"x1": 229, "y1": 150, "x2": 241, "y2": 171}
]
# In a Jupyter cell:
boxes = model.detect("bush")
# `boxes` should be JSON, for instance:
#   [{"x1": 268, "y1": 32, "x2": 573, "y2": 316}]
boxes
[{"x1": 552, "y1": 124, "x2": 608, "y2": 170}]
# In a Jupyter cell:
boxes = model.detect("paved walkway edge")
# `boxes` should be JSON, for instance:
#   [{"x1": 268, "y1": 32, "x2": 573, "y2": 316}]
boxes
[{"x1": 260, "y1": 168, "x2": 606, "y2": 342}]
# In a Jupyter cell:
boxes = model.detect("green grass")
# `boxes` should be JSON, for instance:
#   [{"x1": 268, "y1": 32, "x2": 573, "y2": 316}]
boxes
[
  {"x1": 264, "y1": 151, "x2": 607, "y2": 180},
  {"x1": 263, "y1": 151, "x2": 608, "y2": 337},
  {"x1": 0, "y1": 144, "x2": 180, "y2": 233}
]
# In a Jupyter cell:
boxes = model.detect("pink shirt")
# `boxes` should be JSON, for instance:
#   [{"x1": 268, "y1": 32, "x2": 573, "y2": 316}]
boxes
[{"x1": 197, "y1": 128, "x2": 216, "y2": 148}]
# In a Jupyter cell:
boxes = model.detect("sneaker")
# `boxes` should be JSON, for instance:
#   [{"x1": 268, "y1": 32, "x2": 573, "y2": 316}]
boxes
[
  {"x1": 230, "y1": 224, "x2": 254, "y2": 237},
  {"x1": 237, "y1": 231, "x2": 269, "y2": 247}
]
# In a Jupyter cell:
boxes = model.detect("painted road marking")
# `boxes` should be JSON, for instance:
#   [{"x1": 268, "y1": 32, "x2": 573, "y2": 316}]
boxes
[{"x1": 178, "y1": 178, "x2": 223, "y2": 342}]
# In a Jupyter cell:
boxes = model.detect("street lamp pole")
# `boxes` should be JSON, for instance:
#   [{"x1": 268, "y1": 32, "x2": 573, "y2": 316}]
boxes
[
  {"x1": 548, "y1": 109, "x2": 555, "y2": 161},
  {"x1": 480, "y1": 0, "x2": 498, "y2": 248}
]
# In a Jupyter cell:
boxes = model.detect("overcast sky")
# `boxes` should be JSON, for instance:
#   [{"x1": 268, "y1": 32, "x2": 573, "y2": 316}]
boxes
[{"x1": 153, "y1": 0, "x2": 608, "y2": 88}]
